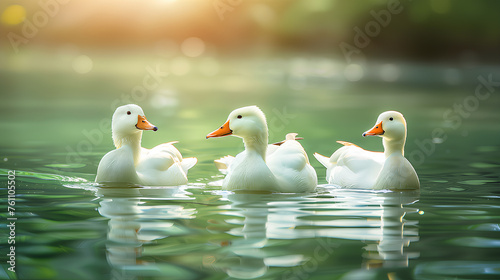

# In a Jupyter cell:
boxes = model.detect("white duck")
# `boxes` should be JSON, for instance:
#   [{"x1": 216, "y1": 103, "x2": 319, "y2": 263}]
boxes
[
  {"x1": 95, "y1": 104, "x2": 197, "y2": 186},
  {"x1": 314, "y1": 111, "x2": 419, "y2": 190},
  {"x1": 206, "y1": 106, "x2": 317, "y2": 193}
]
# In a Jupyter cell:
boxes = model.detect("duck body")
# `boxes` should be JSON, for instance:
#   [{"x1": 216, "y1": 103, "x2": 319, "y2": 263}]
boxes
[
  {"x1": 315, "y1": 111, "x2": 419, "y2": 190},
  {"x1": 136, "y1": 142, "x2": 197, "y2": 186},
  {"x1": 207, "y1": 106, "x2": 317, "y2": 193},
  {"x1": 267, "y1": 139, "x2": 317, "y2": 193},
  {"x1": 223, "y1": 149, "x2": 278, "y2": 191},
  {"x1": 318, "y1": 144, "x2": 384, "y2": 189},
  {"x1": 97, "y1": 144, "x2": 141, "y2": 184},
  {"x1": 95, "y1": 104, "x2": 196, "y2": 186},
  {"x1": 373, "y1": 152, "x2": 419, "y2": 189}
]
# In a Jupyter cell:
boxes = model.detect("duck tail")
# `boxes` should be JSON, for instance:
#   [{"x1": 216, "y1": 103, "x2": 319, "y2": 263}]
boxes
[
  {"x1": 272, "y1": 133, "x2": 304, "y2": 146},
  {"x1": 336, "y1": 141, "x2": 360, "y2": 148},
  {"x1": 181, "y1": 157, "x2": 197, "y2": 173},
  {"x1": 314, "y1": 153, "x2": 331, "y2": 168},
  {"x1": 214, "y1": 155, "x2": 235, "y2": 174}
]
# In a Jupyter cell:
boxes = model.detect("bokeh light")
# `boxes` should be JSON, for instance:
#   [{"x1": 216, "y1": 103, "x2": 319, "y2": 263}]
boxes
[
  {"x1": 380, "y1": 64, "x2": 400, "y2": 82},
  {"x1": 170, "y1": 57, "x2": 191, "y2": 76},
  {"x1": 72, "y1": 55, "x2": 93, "y2": 74},
  {"x1": 344, "y1": 64, "x2": 364, "y2": 82},
  {"x1": 249, "y1": 4, "x2": 275, "y2": 27},
  {"x1": 181, "y1": 37, "x2": 205, "y2": 58},
  {"x1": 1, "y1": 5, "x2": 26, "y2": 25}
]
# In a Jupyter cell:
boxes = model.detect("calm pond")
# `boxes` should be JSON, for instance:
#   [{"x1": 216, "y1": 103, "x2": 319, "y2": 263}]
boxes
[{"x1": 1, "y1": 58, "x2": 500, "y2": 280}]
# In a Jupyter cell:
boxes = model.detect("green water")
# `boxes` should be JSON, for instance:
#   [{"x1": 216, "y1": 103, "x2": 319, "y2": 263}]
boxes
[{"x1": 1, "y1": 59, "x2": 500, "y2": 280}]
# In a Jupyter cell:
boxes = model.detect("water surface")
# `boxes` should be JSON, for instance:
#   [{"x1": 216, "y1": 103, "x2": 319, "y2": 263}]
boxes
[{"x1": 1, "y1": 60, "x2": 500, "y2": 280}]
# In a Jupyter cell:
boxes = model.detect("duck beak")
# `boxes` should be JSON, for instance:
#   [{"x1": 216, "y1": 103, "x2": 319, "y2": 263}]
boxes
[
  {"x1": 206, "y1": 120, "x2": 232, "y2": 139},
  {"x1": 136, "y1": 115, "x2": 158, "y2": 131},
  {"x1": 363, "y1": 121, "x2": 384, "y2": 137}
]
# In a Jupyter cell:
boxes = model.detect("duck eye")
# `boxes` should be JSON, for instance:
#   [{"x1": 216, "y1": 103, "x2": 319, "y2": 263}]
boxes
[
  {"x1": 127, "y1": 111, "x2": 131, "y2": 115},
  {"x1": 389, "y1": 117, "x2": 393, "y2": 121},
  {"x1": 237, "y1": 115, "x2": 242, "y2": 119}
]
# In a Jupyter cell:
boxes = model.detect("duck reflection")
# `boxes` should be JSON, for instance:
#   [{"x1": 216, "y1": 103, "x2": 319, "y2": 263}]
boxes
[
  {"x1": 214, "y1": 192, "x2": 315, "y2": 278},
  {"x1": 215, "y1": 188, "x2": 420, "y2": 278},
  {"x1": 96, "y1": 184, "x2": 196, "y2": 279},
  {"x1": 356, "y1": 190, "x2": 420, "y2": 269},
  {"x1": 305, "y1": 189, "x2": 420, "y2": 269},
  {"x1": 222, "y1": 193, "x2": 277, "y2": 278}
]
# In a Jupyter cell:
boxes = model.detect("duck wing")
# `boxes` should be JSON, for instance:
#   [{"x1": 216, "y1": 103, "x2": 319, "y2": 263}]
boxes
[
  {"x1": 266, "y1": 135, "x2": 317, "y2": 193},
  {"x1": 214, "y1": 134, "x2": 300, "y2": 175},
  {"x1": 314, "y1": 141, "x2": 361, "y2": 176},
  {"x1": 214, "y1": 155, "x2": 236, "y2": 174},
  {"x1": 327, "y1": 143, "x2": 384, "y2": 188},
  {"x1": 142, "y1": 141, "x2": 197, "y2": 172},
  {"x1": 181, "y1": 157, "x2": 197, "y2": 174},
  {"x1": 136, "y1": 142, "x2": 196, "y2": 186}
]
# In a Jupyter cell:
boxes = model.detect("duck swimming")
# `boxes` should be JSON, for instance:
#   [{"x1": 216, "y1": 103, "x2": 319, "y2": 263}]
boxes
[
  {"x1": 206, "y1": 106, "x2": 317, "y2": 193},
  {"x1": 314, "y1": 111, "x2": 419, "y2": 190},
  {"x1": 95, "y1": 104, "x2": 197, "y2": 186}
]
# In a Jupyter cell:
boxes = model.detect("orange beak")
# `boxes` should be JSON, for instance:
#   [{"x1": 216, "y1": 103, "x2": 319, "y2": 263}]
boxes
[
  {"x1": 206, "y1": 120, "x2": 232, "y2": 139},
  {"x1": 363, "y1": 121, "x2": 384, "y2": 137},
  {"x1": 136, "y1": 115, "x2": 158, "y2": 131}
]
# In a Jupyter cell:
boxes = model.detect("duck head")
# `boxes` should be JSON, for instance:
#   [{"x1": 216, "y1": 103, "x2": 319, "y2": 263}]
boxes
[
  {"x1": 363, "y1": 111, "x2": 406, "y2": 141},
  {"x1": 363, "y1": 111, "x2": 407, "y2": 156},
  {"x1": 112, "y1": 104, "x2": 157, "y2": 148},
  {"x1": 206, "y1": 106, "x2": 268, "y2": 140}
]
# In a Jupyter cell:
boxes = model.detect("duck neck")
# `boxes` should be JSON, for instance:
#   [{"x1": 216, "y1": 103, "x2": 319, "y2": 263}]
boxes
[
  {"x1": 113, "y1": 132, "x2": 142, "y2": 165},
  {"x1": 382, "y1": 137, "x2": 405, "y2": 158},
  {"x1": 243, "y1": 132, "x2": 268, "y2": 160}
]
